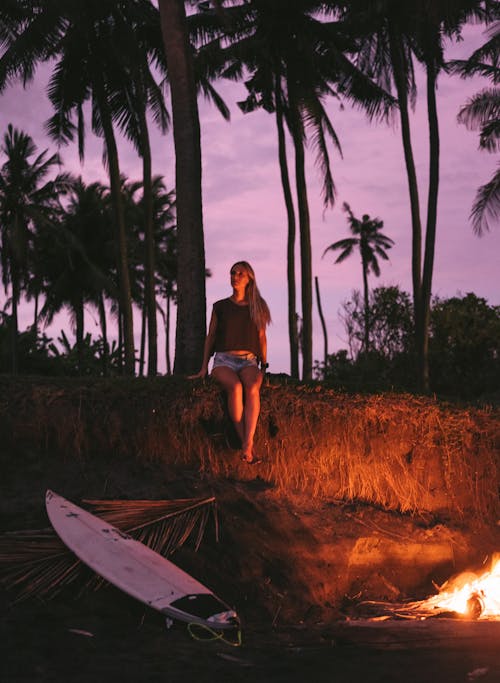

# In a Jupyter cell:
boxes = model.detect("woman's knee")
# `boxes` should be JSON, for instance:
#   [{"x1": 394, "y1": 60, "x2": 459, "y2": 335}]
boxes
[
  {"x1": 242, "y1": 378, "x2": 262, "y2": 398},
  {"x1": 227, "y1": 383, "x2": 244, "y2": 403}
]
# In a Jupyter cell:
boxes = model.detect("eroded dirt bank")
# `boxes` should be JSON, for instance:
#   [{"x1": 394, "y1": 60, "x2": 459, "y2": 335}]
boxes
[{"x1": 1, "y1": 376, "x2": 500, "y2": 681}]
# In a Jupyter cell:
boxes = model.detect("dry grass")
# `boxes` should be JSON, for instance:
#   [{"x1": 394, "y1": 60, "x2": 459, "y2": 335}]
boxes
[
  {"x1": 266, "y1": 390, "x2": 499, "y2": 517},
  {"x1": 1, "y1": 376, "x2": 499, "y2": 523}
]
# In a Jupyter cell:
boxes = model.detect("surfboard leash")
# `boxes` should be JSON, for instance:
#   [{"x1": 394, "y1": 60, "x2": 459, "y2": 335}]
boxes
[{"x1": 187, "y1": 622, "x2": 242, "y2": 647}]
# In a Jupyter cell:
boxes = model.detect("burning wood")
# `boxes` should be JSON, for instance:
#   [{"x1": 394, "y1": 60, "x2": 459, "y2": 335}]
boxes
[
  {"x1": 353, "y1": 555, "x2": 500, "y2": 622},
  {"x1": 418, "y1": 555, "x2": 500, "y2": 620}
]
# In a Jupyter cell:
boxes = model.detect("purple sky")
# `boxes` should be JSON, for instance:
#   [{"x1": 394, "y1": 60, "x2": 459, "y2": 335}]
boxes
[{"x1": 1, "y1": 23, "x2": 498, "y2": 375}]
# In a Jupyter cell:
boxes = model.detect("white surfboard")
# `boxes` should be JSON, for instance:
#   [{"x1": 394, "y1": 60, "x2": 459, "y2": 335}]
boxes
[{"x1": 45, "y1": 490, "x2": 239, "y2": 630}]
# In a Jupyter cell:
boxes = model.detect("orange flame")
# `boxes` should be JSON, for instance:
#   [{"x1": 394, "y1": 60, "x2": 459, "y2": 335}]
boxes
[{"x1": 422, "y1": 555, "x2": 500, "y2": 619}]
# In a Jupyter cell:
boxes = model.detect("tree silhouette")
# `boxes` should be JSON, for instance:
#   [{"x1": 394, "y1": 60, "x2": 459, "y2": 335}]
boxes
[
  {"x1": 0, "y1": 0, "x2": 181, "y2": 374},
  {"x1": 37, "y1": 178, "x2": 116, "y2": 375},
  {"x1": 0, "y1": 124, "x2": 70, "y2": 373},
  {"x1": 323, "y1": 202, "x2": 394, "y2": 353},
  {"x1": 344, "y1": 0, "x2": 494, "y2": 391}
]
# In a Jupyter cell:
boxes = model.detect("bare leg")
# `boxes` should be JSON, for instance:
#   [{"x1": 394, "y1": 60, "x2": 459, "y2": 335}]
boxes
[
  {"x1": 239, "y1": 365, "x2": 263, "y2": 461},
  {"x1": 211, "y1": 366, "x2": 244, "y2": 445}
]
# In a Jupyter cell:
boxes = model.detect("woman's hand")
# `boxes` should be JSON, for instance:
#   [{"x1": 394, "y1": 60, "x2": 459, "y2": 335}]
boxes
[
  {"x1": 188, "y1": 366, "x2": 208, "y2": 380},
  {"x1": 189, "y1": 313, "x2": 216, "y2": 380}
]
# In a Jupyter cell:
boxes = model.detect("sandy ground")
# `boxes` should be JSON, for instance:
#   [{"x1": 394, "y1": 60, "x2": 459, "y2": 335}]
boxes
[{"x1": 3, "y1": 594, "x2": 500, "y2": 683}]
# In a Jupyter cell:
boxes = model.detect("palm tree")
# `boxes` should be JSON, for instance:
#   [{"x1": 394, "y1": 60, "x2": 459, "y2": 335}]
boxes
[
  {"x1": 412, "y1": 0, "x2": 496, "y2": 391},
  {"x1": 37, "y1": 178, "x2": 116, "y2": 375},
  {"x1": 190, "y1": 0, "x2": 394, "y2": 379},
  {"x1": 157, "y1": 225, "x2": 178, "y2": 375},
  {"x1": 343, "y1": 0, "x2": 423, "y2": 356},
  {"x1": 451, "y1": 21, "x2": 500, "y2": 234},
  {"x1": 343, "y1": 0, "x2": 493, "y2": 391},
  {"x1": 98, "y1": 1, "x2": 171, "y2": 376},
  {"x1": 158, "y1": 0, "x2": 207, "y2": 375},
  {"x1": 323, "y1": 203, "x2": 394, "y2": 354},
  {"x1": 0, "y1": 1, "x2": 169, "y2": 375},
  {"x1": 118, "y1": 174, "x2": 161, "y2": 376},
  {"x1": 0, "y1": 124, "x2": 70, "y2": 374},
  {"x1": 236, "y1": 60, "x2": 301, "y2": 377}
]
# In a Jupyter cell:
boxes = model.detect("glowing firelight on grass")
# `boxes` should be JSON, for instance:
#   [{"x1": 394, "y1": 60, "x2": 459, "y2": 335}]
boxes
[{"x1": 420, "y1": 555, "x2": 500, "y2": 619}]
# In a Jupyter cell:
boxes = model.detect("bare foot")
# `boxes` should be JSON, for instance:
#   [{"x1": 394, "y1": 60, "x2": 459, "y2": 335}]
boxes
[{"x1": 240, "y1": 452, "x2": 262, "y2": 465}]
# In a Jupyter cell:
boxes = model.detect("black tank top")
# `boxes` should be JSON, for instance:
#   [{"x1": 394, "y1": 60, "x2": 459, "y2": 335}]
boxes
[{"x1": 213, "y1": 298, "x2": 260, "y2": 356}]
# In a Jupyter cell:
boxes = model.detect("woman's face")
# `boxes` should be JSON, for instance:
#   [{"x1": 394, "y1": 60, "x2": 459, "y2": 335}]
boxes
[{"x1": 230, "y1": 264, "x2": 250, "y2": 289}]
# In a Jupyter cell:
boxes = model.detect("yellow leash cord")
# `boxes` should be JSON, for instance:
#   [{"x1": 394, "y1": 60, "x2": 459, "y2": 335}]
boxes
[{"x1": 187, "y1": 622, "x2": 242, "y2": 647}]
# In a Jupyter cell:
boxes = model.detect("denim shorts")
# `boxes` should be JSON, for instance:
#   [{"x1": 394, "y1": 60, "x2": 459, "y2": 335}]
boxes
[{"x1": 212, "y1": 352, "x2": 258, "y2": 373}]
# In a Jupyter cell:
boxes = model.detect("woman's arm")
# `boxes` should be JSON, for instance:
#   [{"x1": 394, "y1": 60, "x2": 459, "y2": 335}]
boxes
[
  {"x1": 258, "y1": 327, "x2": 267, "y2": 370},
  {"x1": 189, "y1": 311, "x2": 218, "y2": 378}
]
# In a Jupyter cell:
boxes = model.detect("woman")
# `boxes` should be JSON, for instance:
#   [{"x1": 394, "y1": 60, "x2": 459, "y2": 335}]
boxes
[{"x1": 191, "y1": 261, "x2": 271, "y2": 464}]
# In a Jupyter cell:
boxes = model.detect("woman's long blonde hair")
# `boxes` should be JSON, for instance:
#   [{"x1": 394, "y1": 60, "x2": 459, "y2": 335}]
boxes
[{"x1": 232, "y1": 261, "x2": 271, "y2": 330}]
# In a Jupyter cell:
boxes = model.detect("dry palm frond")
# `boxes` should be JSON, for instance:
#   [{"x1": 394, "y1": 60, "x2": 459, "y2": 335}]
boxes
[{"x1": 0, "y1": 496, "x2": 218, "y2": 603}]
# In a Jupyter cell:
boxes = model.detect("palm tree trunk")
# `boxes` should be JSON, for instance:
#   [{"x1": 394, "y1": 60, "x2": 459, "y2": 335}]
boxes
[
  {"x1": 139, "y1": 301, "x2": 146, "y2": 377},
  {"x1": 159, "y1": 0, "x2": 206, "y2": 375},
  {"x1": 296, "y1": 143, "x2": 313, "y2": 381},
  {"x1": 96, "y1": 90, "x2": 136, "y2": 376},
  {"x1": 420, "y1": 61, "x2": 440, "y2": 393},
  {"x1": 388, "y1": 25, "x2": 423, "y2": 375},
  {"x1": 314, "y1": 276, "x2": 328, "y2": 369},
  {"x1": 75, "y1": 297, "x2": 84, "y2": 375},
  {"x1": 362, "y1": 258, "x2": 370, "y2": 354},
  {"x1": 166, "y1": 291, "x2": 172, "y2": 375},
  {"x1": 275, "y1": 81, "x2": 299, "y2": 379},
  {"x1": 118, "y1": 309, "x2": 124, "y2": 373},
  {"x1": 288, "y1": 91, "x2": 313, "y2": 381},
  {"x1": 33, "y1": 293, "x2": 39, "y2": 334},
  {"x1": 138, "y1": 106, "x2": 158, "y2": 377},
  {"x1": 10, "y1": 263, "x2": 19, "y2": 375},
  {"x1": 97, "y1": 293, "x2": 108, "y2": 376}
]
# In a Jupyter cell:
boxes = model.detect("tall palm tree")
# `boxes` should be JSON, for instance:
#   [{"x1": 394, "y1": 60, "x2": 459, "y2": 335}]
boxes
[
  {"x1": 343, "y1": 0, "x2": 493, "y2": 391},
  {"x1": 0, "y1": 124, "x2": 70, "y2": 374},
  {"x1": 451, "y1": 20, "x2": 500, "y2": 234},
  {"x1": 343, "y1": 0, "x2": 423, "y2": 357},
  {"x1": 323, "y1": 203, "x2": 394, "y2": 354},
  {"x1": 277, "y1": 84, "x2": 301, "y2": 379},
  {"x1": 235, "y1": 57, "x2": 301, "y2": 377},
  {"x1": 190, "y1": 0, "x2": 394, "y2": 379},
  {"x1": 230, "y1": 54, "x2": 301, "y2": 377},
  {"x1": 158, "y1": 0, "x2": 207, "y2": 375},
  {"x1": 98, "y1": 0, "x2": 171, "y2": 376},
  {"x1": 412, "y1": 0, "x2": 495, "y2": 391}
]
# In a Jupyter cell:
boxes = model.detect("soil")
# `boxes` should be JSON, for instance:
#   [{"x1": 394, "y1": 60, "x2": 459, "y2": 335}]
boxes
[{"x1": 2, "y1": 446, "x2": 500, "y2": 682}]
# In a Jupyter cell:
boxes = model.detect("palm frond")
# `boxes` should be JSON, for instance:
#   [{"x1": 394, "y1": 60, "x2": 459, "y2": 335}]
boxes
[
  {"x1": 301, "y1": 93, "x2": 338, "y2": 207},
  {"x1": 448, "y1": 58, "x2": 500, "y2": 83},
  {"x1": 146, "y1": 75, "x2": 170, "y2": 133},
  {"x1": 0, "y1": 496, "x2": 218, "y2": 603},
  {"x1": 448, "y1": 22, "x2": 500, "y2": 83},
  {"x1": 479, "y1": 118, "x2": 500, "y2": 152},
  {"x1": 457, "y1": 87, "x2": 500, "y2": 132},
  {"x1": 470, "y1": 164, "x2": 500, "y2": 236},
  {"x1": 323, "y1": 238, "x2": 356, "y2": 263},
  {"x1": 198, "y1": 79, "x2": 231, "y2": 120}
]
